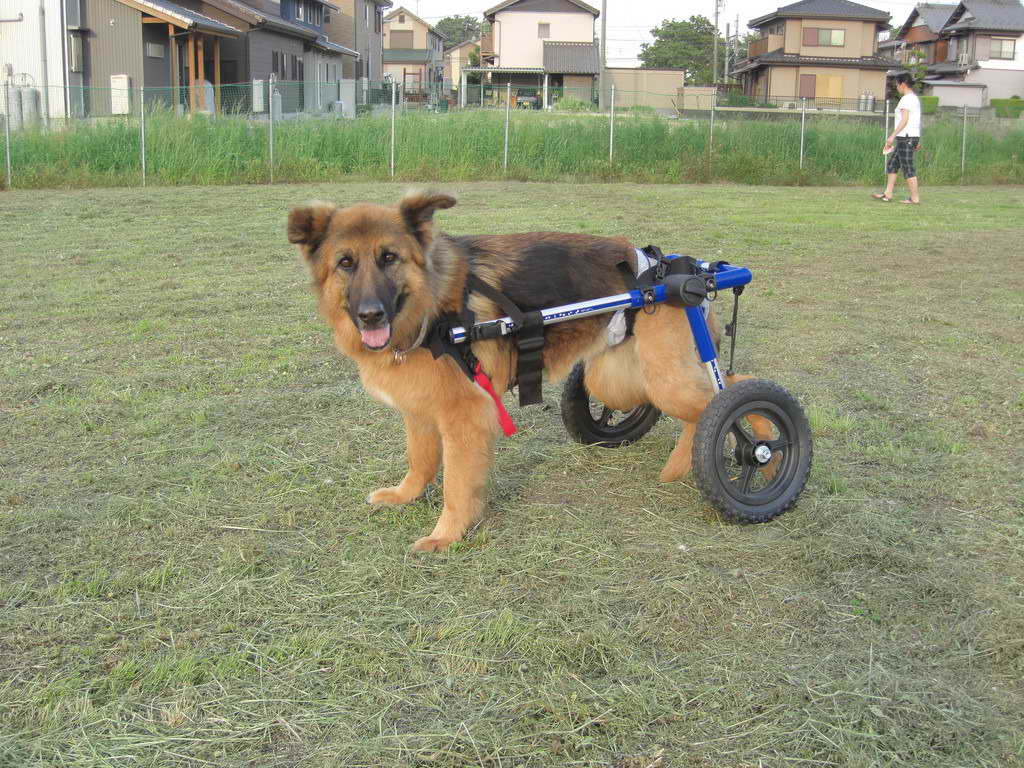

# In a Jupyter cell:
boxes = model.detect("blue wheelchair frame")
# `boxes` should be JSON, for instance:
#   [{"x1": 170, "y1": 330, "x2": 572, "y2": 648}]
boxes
[{"x1": 448, "y1": 256, "x2": 752, "y2": 393}]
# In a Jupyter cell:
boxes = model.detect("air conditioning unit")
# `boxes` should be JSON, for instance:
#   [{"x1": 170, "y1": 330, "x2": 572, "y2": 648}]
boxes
[{"x1": 782, "y1": 101, "x2": 797, "y2": 109}]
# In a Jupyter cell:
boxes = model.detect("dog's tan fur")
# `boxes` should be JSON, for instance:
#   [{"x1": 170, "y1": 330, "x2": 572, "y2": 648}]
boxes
[{"x1": 289, "y1": 192, "x2": 762, "y2": 552}]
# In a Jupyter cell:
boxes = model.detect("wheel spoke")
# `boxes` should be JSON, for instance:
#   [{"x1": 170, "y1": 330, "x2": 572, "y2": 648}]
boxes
[
  {"x1": 597, "y1": 408, "x2": 613, "y2": 428},
  {"x1": 730, "y1": 421, "x2": 754, "y2": 447},
  {"x1": 739, "y1": 464, "x2": 756, "y2": 493},
  {"x1": 766, "y1": 438, "x2": 790, "y2": 451}
]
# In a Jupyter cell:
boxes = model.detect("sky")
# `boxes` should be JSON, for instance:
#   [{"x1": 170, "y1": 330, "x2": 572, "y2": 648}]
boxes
[{"x1": 407, "y1": 0, "x2": 923, "y2": 66}]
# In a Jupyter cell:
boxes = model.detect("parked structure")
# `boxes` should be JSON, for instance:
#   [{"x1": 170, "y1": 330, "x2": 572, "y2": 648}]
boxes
[
  {"x1": 732, "y1": 0, "x2": 898, "y2": 107},
  {"x1": 443, "y1": 36, "x2": 479, "y2": 94},
  {"x1": 462, "y1": 0, "x2": 600, "y2": 108},
  {"x1": 889, "y1": 0, "x2": 1024, "y2": 106},
  {"x1": 382, "y1": 6, "x2": 445, "y2": 94}
]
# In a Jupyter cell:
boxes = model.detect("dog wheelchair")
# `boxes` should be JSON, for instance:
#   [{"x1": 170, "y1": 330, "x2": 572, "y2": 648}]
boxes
[{"x1": 446, "y1": 254, "x2": 813, "y2": 523}]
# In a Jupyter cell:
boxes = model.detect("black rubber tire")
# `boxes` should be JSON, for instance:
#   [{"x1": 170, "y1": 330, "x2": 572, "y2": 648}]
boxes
[
  {"x1": 560, "y1": 362, "x2": 661, "y2": 448},
  {"x1": 692, "y1": 379, "x2": 812, "y2": 523}
]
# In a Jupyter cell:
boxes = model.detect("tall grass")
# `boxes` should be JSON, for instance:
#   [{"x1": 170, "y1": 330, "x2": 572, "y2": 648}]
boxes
[{"x1": 5, "y1": 109, "x2": 1022, "y2": 189}]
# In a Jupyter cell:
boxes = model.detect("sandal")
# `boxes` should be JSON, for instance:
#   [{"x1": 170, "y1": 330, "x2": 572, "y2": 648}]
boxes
[
  {"x1": 899, "y1": 199, "x2": 920, "y2": 205},
  {"x1": 872, "y1": 193, "x2": 892, "y2": 202}
]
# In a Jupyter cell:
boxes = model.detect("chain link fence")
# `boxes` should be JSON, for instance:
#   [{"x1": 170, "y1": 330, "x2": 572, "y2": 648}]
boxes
[{"x1": 2, "y1": 80, "x2": 1021, "y2": 190}]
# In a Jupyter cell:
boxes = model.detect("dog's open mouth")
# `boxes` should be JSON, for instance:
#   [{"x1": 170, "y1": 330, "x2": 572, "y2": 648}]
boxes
[{"x1": 360, "y1": 324, "x2": 391, "y2": 350}]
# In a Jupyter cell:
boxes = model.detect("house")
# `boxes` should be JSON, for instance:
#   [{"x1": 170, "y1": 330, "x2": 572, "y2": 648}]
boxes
[
  {"x1": 0, "y1": 0, "x2": 240, "y2": 119},
  {"x1": 0, "y1": 0, "x2": 358, "y2": 120},
  {"x1": 323, "y1": 0, "x2": 390, "y2": 87},
  {"x1": 193, "y1": 0, "x2": 358, "y2": 113},
  {"x1": 463, "y1": 0, "x2": 601, "y2": 108},
  {"x1": 444, "y1": 37, "x2": 479, "y2": 93},
  {"x1": 382, "y1": 6, "x2": 445, "y2": 94},
  {"x1": 891, "y1": 0, "x2": 1024, "y2": 106},
  {"x1": 732, "y1": 0, "x2": 898, "y2": 107}
]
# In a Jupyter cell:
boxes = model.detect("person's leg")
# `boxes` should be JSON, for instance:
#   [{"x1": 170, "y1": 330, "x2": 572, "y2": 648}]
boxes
[
  {"x1": 906, "y1": 175, "x2": 920, "y2": 203},
  {"x1": 884, "y1": 172, "x2": 897, "y2": 199}
]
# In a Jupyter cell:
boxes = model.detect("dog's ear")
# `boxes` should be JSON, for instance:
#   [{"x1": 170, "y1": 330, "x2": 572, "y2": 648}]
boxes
[
  {"x1": 399, "y1": 192, "x2": 456, "y2": 244},
  {"x1": 287, "y1": 202, "x2": 336, "y2": 257}
]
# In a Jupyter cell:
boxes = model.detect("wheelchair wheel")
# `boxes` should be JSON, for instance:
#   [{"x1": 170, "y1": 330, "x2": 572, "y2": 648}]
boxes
[
  {"x1": 692, "y1": 379, "x2": 812, "y2": 523},
  {"x1": 560, "y1": 363, "x2": 661, "y2": 448}
]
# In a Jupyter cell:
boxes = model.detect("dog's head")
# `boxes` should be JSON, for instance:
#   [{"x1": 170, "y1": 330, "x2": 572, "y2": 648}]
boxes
[{"x1": 288, "y1": 192, "x2": 456, "y2": 351}]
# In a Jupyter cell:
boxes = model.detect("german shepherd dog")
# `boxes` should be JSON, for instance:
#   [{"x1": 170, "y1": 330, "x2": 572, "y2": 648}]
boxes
[{"x1": 288, "y1": 192, "x2": 754, "y2": 552}]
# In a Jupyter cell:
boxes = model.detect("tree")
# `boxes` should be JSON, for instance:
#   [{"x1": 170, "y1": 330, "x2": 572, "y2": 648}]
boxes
[
  {"x1": 639, "y1": 16, "x2": 725, "y2": 84},
  {"x1": 436, "y1": 15, "x2": 481, "y2": 49}
]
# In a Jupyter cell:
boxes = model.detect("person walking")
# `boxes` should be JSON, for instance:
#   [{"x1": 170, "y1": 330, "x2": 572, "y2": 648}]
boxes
[{"x1": 873, "y1": 73, "x2": 922, "y2": 204}]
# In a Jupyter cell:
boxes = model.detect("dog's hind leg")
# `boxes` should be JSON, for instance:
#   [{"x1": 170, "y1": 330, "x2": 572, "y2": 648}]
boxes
[
  {"x1": 413, "y1": 394, "x2": 500, "y2": 553},
  {"x1": 632, "y1": 309, "x2": 716, "y2": 483},
  {"x1": 368, "y1": 412, "x2": 442, "y2": 506}
]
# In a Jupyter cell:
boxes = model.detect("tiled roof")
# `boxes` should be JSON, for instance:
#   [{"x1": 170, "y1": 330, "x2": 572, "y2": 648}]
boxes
[
  {"x1": 751, "y1": 0, "x2": 890, "y2": 25},
  {"x1": 484, "y1": 0, "x2": 599, "y2": 20},
  {"x1": 917, "y1": 2, "x2": 959, "y2": 30},
  {"x1": 383, "y1": 48, "x2": 431, "y2": 63},
  {"x1": 542, "y1": 41, "x2": 599, "y2": 74},
  {"x1": 735, "y1": 51, "x2": 899, "y2": 72},
  {"x1": 945, "y1": 0, "x2": 1024, "y2": 31},
  {"x1": 134, "y1": 0, "x2": 241, "y2": 34}
]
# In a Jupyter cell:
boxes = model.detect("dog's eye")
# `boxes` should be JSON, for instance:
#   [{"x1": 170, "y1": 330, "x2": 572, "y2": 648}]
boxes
[
  {"x1": 337, "y1": 256, "x2": 354, "y2": 271},
  {"x1": 381, "y1": 251, "x2": 399, "y2": 265}
]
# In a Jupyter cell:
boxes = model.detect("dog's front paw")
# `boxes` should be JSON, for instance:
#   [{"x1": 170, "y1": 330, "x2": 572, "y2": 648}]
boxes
[
  {"x1": 658, "y1": 459, "x2": 691, "y2": 483},
  {"x1": 411, "y1": 535, "x2": 455, "y2": 553},
  {"x1": 367, "y1": 486, "x2": 417, "y2": 506}
]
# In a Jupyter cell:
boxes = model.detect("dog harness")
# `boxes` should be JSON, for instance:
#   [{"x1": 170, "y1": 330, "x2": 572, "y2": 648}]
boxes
[{"x1": 415, "y1": 248, "x2": 719, "y2": 438}]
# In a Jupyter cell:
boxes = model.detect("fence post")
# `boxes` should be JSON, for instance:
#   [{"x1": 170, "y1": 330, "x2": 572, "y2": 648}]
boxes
[
  {"x1": 609, "y1": 84, "x2": 616, "y2": 162},
  {"x1": 883, "y1": 97, "x2": 889, "y2": 176},
  {"x1": 390, "y1": 80, "x2": 396, "y2": 179},
  {"x1": 3, "y1": 87, "x2": 11, "y2": 190},
  {"x1": 268, "y1": 75, "x2": 275, "y2": 184},
  {"x1": 140, "y1": 86, "x2": 146, "y2": 187},
  {"x1": 503, "y1": 81, "x2": 511, "y2": 171},
  {"x1": 960, "y1": 104, "x2": 968, "y2": 183},
  {"x1": 709, "y1": 90, "x2": 717, "y2": 155},
  {"x1": 799, "y1": 97, "x2": 806, "y2": 171}
]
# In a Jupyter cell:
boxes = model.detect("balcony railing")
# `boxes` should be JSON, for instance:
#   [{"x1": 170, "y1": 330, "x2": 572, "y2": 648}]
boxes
[{"x1": 480, "y1": 29, "x2": 494, "y2": 58}]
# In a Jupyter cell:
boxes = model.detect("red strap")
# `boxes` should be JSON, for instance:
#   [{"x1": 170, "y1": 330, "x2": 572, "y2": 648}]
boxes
[{"x1": 473, "y1": 362, "x2": 517, "y2": 437}]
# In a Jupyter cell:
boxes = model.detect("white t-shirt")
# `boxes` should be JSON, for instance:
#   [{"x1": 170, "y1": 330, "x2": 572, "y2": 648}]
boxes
[{"x1": 895, "y1": 91, "x2": 921, "y2": 137}]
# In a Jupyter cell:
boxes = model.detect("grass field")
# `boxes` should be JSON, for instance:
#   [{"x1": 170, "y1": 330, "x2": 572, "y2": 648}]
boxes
[
  {"x1": 2, "y1": 182, "x2": 1023, "y2": 767},
  {"x1": 6, "y1": 110, "x2": 1024, "y2": 189}
]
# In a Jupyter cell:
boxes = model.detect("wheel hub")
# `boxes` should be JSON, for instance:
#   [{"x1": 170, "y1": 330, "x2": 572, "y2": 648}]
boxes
[{"x1": 754, "y1": 444, "x2": 773, "y2": 464}]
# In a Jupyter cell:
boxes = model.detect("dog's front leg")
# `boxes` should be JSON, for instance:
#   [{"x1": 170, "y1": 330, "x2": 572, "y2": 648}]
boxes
[
  {"x1": 368, "y1": 412, "x2": 441, "y2": 506},
  {"x1": 412, "y1": 400, "x2": 498, "y2": 553}
]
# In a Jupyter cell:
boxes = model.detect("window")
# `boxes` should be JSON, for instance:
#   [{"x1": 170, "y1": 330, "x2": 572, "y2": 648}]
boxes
[
  {"x1": 295, "y1": 0, "x2": 304, "y2": 20},
  {"x1": 538, "y1": 22, "x2": 550, "y2": 39},
  {"x1": 802, "y1": 27, "x2": 845, "y2": 46},
  {"x1": 991, "y1": 37, "x2": 1016, "y2": 59},
  {"x1": 399, "y1": 13, "x2": 404, "y2": 22},
  {"x1": 145, "y1": 42, "x2": 164, "y2": 58}
]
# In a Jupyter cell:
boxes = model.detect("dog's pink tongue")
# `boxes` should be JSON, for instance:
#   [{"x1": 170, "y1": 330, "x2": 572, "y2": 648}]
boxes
[{"x1": 360, "y1": 325, "x2": 391, "y2": 348}]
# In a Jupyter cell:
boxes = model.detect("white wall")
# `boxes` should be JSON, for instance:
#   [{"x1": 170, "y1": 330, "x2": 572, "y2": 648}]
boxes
[
  {"x1": 0, "y1": 0, "x2": 69, "y2": 120},
  {"x1": 493, "y1": 9, "x2": 594, "y2": 68}
]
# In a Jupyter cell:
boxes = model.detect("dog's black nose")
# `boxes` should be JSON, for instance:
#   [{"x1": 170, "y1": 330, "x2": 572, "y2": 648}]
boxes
[{"x1": 357, "y1": 303, "x2": 386, "y2": 327}]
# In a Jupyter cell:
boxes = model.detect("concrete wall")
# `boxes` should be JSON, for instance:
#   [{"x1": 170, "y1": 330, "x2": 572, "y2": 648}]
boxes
[
  {"x1": 928, "y1": 83, "x2": 987, "y2": 108},
  {"x1": 492, "y1": 9, "x2": 593, "y2": 68},
  {"x1": 606, "y1": 68, "x2": 684, "y2": 109},
  {"x1": 967, "y1": 66, "x2": 1024, "y2": 100}
]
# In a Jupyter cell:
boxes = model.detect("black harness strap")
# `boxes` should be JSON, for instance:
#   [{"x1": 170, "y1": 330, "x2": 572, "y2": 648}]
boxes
[{"x1": 465, "y1": 274, "x2": 546, "y2": 407}]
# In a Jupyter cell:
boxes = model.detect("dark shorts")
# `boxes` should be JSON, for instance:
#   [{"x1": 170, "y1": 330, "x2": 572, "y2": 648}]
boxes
[{"x1": 886, "y1": 136, "x2": 919, "y2": 178}]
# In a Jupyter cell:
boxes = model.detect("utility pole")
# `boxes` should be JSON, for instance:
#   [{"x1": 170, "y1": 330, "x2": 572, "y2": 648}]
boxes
[
  {"x1": 712, "y1": 0, "x2": 722, "y2": 85},
  {"x1": 599, "y1": 0, "x2": 607, "y2": 110},
  {"x1": 725, "y1": 22, "x2": 730, "y2": 81}
]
